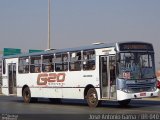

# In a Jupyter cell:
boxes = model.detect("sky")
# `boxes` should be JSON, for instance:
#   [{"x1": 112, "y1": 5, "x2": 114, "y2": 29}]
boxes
[{"x1": 0, "y1": 0, "x2": 160, "y2": 69}]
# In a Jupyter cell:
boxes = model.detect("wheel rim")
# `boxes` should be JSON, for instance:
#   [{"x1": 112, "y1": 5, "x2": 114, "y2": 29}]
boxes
[
  {"x1": 24, "y1": 91, "x2": 30, "y2": 101},
  {"x1": 88, "y1": 92, "x2": 97, "y2": 105}
]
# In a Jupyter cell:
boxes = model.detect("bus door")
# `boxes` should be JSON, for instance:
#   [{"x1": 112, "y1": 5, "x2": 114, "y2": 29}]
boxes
[
  {"x1": 8, "y1": 63, "x2": 17, "y2": 95},
  {"x1": 100, "y1": 55, "x2": 116, "y2": 99}
]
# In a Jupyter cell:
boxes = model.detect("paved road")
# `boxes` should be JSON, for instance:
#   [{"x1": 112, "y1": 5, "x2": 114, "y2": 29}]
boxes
[{"x1": 0, "y1": 95, "x2": 160, "y2": 120}]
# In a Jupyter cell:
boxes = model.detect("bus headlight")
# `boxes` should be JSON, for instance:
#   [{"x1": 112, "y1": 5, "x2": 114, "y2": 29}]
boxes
[
  {"x1": 151, "y1": 87, "x2": 157, "y2": 91},
  {"x1": 149, "y1": 86, "x2": 157, "y2": 92},
  {"x1": 127, "y1": 88, "x2": 133, "y2": 93},
  {"x1": 122, "y1": 88, "x2": 128, "y2": 93},
  {"x1": 120, "y1": 88, "x2": 133, "y2": 93}
]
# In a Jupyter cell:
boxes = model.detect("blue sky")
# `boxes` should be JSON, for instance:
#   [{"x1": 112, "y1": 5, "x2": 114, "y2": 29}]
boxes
[{"x1": 0, "y1": 0, "x2": 160, "y2": 68}]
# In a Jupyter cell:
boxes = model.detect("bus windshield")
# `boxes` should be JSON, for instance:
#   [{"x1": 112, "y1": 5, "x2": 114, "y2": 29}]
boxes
[{"x1": 118, "y1": 52, "x2": 155, "y2": 79}]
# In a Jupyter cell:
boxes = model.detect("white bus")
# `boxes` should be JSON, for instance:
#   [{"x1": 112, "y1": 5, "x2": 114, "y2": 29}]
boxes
[{"x1": 1, "y1": 41, "x2": 159, "y2": 107}]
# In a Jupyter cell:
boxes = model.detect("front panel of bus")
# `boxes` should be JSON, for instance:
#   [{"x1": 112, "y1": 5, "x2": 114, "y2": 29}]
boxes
[{"x1": 116, "y1": 42, "x2": 159, "y2": 100}]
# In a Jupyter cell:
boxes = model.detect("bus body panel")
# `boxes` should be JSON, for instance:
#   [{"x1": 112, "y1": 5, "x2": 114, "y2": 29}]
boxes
[{"x1": 2, "y1": 88, "x2": 9, "y2": 95}]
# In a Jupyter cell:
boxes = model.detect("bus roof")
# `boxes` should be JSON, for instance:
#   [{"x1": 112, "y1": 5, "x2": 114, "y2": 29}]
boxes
[{"x1": 2, "y1": 41, "x2": 152, "y2": 59}]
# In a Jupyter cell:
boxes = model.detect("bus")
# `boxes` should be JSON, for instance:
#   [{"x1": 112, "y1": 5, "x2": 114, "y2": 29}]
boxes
[{"x1": 1, "y1": 41, "x2": 159, "y2": 107}]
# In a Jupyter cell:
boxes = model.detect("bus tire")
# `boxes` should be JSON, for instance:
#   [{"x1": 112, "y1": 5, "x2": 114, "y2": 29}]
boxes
[
  {"x1": 118, "y1": 99, "x2": 131, "y2": 106},
  {"x1": 86, "y1": 88, "x2": 100, "y2": 107},
  {"x1": 22, "y1": 87, "x2": 31, "y2": 103}
]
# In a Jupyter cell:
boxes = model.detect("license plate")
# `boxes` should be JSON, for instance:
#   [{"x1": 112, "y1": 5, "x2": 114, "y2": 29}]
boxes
[{"x1": 140, "y1": 92, "x2": 146, "y2": 96}]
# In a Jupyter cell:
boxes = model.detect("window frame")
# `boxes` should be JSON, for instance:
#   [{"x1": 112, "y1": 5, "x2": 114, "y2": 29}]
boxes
[
  {"x1": 83, "y1": 50, "x2": 96, "y2": 71},
  {"x1": 30, "y1": 55, "x2": 42, "y2": 73},
  {"x1": 55, "y1": 52, "x2": 68, "y2": 72},
  {"x1": 69, "y1": 51, "x2": 82, "y2": 71},
  {"x1": 18, "y1": 57, "x2": 29, "y2": 74},
  {"x1": 42, "y1": 54, "x2": 54, "y2": 72}
]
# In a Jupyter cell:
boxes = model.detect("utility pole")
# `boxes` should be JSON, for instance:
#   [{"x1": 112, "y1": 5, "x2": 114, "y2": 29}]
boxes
[{"x1": 48, "y1": 0, "x2": 51, "y2": 49}]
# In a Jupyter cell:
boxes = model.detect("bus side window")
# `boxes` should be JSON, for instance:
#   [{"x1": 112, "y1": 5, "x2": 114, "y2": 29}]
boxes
[
  {"x1": 62, "y1": 53, "x2": 68, "y2": 71},
  {"x1": 35, "y1": 66, "x2": 40, "y2": 73},
  {"x1": 83, "y1": 50, "x2": 95, "y2": 70},
  {"x1": 18, "y1": 57, "x2": 29, "y2": 73},
  {"x1": 44, "y1": 65, "x2": 52, "y2": 72},
  {"x1": 55, "y1": 53, "x2": 68, "y2": 72},
  {"x1": 30, "y1": 56, "x2": 41, "y2": 73},
  {"x1": 42, "y1": 54, "x2": 54, "y2": 72},
  {"x1": 69, "y1": 51, "x2": 82, "y2": 71}
]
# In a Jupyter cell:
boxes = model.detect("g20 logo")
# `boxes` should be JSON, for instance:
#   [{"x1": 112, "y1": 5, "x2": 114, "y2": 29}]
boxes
[{"x1": 37, "y1": 73, "x2": 65, "y2": 85}]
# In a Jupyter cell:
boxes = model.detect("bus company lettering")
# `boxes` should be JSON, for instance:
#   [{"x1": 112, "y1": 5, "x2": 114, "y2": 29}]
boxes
[{"x1": 37, "y1": 73, "x2": 65, "y2": 85}]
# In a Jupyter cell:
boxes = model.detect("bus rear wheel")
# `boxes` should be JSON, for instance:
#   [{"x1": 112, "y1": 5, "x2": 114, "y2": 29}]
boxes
[
  {"x1": 23, "y1": 87, "x2": 38, "y2": 103},
  {"x1": 118, "y1": 99, "x2": 131, "y2": 106},
  {"x1": 23, "y1": 87, "x2": 31, "y2": 103},
  {"x1": 86, "y1": 88, "x2": 100, "y2": 107}
]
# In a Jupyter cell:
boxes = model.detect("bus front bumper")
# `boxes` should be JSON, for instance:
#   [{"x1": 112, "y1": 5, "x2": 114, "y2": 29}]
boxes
[{"x1": 116, "y1": 89, "x2": 159, "y2": 101}]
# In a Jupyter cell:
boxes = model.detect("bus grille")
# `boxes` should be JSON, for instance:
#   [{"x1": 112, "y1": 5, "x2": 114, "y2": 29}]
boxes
[{"x1": 126, "y1": 83, "x2": 155, "y2": 93}]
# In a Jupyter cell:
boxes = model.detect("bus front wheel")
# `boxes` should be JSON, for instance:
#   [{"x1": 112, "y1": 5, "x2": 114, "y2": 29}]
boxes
[
  {"x1": 86, "y1": 88, "x2": 100, "y2": 107},
  {"x1": 22, "y1": 87, "x2": 31, "y2": 103}
]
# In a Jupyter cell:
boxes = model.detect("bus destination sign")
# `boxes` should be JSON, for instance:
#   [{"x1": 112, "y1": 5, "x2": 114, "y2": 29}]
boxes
[{"x1": 119, "y1": 43, "x2": 153, "y2": 51}]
